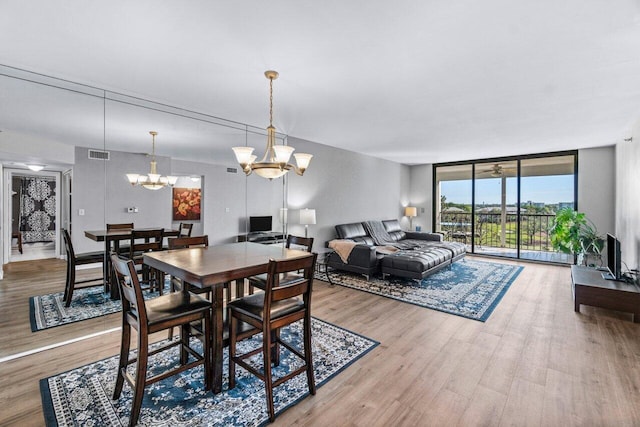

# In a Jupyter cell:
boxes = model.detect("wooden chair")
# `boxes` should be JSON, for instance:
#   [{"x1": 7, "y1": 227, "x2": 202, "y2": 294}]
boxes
[
  {"x1": 228, "y1": 253, "x2": 317, "y2": 422},
  {"x1": 110, "y1": 254, "x2": 211, "y2": 427},
  {"x1": 107, "y1": 223, "x2": 134, "y2": 254},
  {"x1": 61, "y1": 228, "x2": 103, "y2": 307},
  {"x1": 128, "y1": 228, "x2": 164, "y2": 293},
  {"x1": 178, "y1": 223, "x2": 193, "y2": 237},
  {"x1": 166, "y1": 235, "x2": 217, "y2": 340},
  {"x1": 248, "y1": 235, "x2": 314, "y2": 292}
]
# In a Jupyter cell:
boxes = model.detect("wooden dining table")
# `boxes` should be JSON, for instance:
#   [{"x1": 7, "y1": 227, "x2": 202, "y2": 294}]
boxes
[
  {"x1": 84, "y1": 227, "x2": 179, "y2": 298},
  {"x1": 143, "y1": 241, "x2": 313, "y2": 394}
]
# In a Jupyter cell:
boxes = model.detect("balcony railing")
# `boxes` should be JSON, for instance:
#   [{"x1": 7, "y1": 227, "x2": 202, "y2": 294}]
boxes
[{"x1": 437, "y1": 211, "x2": 558, "y2": 253}]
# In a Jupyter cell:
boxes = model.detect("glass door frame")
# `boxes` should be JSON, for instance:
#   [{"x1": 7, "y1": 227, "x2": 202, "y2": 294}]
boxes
[{"x1": 433, "y1": 150, "x2": 578, "y2": 263}]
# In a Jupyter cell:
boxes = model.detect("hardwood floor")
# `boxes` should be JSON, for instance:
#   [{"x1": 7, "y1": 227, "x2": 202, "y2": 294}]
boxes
[{"x1": 1, "y1": 257, "x2": 639, "y2": 426}]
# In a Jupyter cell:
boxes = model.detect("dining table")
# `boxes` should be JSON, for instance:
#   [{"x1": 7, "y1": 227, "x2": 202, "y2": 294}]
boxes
[
  {"x1": 143, "y1": 241, "x2": 313, "y2": 394},
  {"x1": 84, "y1": 227, "x2": 179, "y2": 298}
]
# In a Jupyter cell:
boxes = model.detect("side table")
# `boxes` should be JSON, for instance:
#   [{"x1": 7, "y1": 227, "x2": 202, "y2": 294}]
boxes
[{"x1": 314, "y1": 247, "x2": 335, "y2": 286}]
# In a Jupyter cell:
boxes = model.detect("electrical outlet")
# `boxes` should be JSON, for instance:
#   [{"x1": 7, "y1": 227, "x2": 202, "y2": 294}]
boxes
[
  {"x1": 225, "y1": 207, "x2": 230, "y2": 213},
  {"x1": 78, "y1": 209, "x2": 85, "y2": 216},
  {"x1": 126, "y1": 207, "x2": 134, "y2": 213}
]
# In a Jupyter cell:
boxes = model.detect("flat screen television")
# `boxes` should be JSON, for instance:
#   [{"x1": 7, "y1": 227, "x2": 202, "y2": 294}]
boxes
[
  {"x1": 602, "y1": 233, "x2": 622, "y2": 281},
  {"x1": 249, "y1": 216, "x2": 272, "y2": 233}
]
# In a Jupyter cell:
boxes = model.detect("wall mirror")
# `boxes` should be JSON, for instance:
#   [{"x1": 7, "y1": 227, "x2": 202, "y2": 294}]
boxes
[{"x1": 0, "y1": 66, "x2": 289, "y2": 359}]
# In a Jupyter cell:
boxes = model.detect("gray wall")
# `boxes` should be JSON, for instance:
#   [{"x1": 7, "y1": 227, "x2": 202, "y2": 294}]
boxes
[
  {"x1": 577, "y1": 146, "x2": 616, "y2": 240},
  {"x1": 281, "y1": 137, "x2": 411, "y2": 250},
  {"x1": 616, "y1": 123, "x2": 640, "y2": 271},
  {"x1": 72, "y1": 140, "x2": 410, "y2": 253}
]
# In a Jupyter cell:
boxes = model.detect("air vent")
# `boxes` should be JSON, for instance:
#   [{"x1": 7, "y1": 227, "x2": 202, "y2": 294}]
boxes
[
  {"x1": 227, "y1": 167, "x2": 238, "y2": 173},
  {"x1": 88, "y1": 149, "x2": 110, "y2": 160}
]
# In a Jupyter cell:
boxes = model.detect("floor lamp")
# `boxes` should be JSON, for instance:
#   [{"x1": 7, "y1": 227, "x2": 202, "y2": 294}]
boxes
[{"x1": 300, "y1": 208, "x2": 316, "y2": 238}]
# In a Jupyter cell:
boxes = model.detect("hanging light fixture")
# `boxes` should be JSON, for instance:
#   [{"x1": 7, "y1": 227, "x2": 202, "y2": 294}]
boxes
[
  {"x1": 126, "y1": 131, "x2": 178, "y2": 190},
  {"x1": 232, "y1": 70, "x2": 313, "y2": 180}
]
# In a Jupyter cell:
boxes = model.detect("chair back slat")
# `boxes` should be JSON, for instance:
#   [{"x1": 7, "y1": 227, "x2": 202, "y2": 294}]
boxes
[
  {"x1": 129, "y1": 229, "x2": 163, "y2": 258},
  {"x1": 107, "y1": 223, "x2": 134, "y2": 230},
  {"x1": 168, "y1": 235, "x2": 208, "y2": 250},
  {"x1": 286, "y1": 235, "x2": 314, "y2": 252},
  {"x1": 111, "y1": 253, "x2": 146, "y2": 323},
  {"x1": 264, "y1": 254, "x2": 316, "y2": 307},
  {"x1": 179, "y1": 223, "x2": 194, "y2": 237}
]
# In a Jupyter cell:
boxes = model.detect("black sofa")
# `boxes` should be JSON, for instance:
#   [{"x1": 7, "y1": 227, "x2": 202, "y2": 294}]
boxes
[{"x1": 327, "y1": 219, "x2": 465, "y2": 280}]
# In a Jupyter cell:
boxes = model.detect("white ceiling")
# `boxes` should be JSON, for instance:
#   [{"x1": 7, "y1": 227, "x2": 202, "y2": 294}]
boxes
[{"x1": 1, "y1": 0, "x2": 640, "y2": 166}]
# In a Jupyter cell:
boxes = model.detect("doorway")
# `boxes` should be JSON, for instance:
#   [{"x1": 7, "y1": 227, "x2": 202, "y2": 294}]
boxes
[{"x1": 4, "y1": 169, "x2": 61, "y2": 262}]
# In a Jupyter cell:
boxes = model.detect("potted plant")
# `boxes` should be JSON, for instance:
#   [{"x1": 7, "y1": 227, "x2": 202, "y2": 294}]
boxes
[{"x1": 549, "y1": 208, "x2": 604, "y2": 266}]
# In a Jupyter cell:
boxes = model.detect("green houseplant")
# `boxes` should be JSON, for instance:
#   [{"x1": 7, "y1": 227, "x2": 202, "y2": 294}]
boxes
[{"x1": 549, "y1": 208, "x2": 604, "y2": 266}]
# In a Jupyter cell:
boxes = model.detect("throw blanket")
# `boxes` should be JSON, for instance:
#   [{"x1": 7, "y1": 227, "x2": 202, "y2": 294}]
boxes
[
  {"x1": 363, "y1": 221, "x2": 419, "y2": 250},
  {"x1": 328, "y1": 239, "x2": 358, "y2": 263}
]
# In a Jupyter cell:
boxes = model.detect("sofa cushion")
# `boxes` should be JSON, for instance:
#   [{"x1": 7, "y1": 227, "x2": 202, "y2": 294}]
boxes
[
  {"x1": 335, "y1": 223, "x2": 374, "y2": 246},
  {"x1": 382, "y1": 219, "x2": 406, "y2": 241}
]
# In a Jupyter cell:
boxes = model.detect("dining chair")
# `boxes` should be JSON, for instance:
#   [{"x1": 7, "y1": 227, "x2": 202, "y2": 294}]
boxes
[
  {"x1": 106, "y1": 222, "x2": 134, "y2": 254},
  {"x1": 228, "y1": 253, "x2": 317, "y2": 422},
  {"x1": 248, "y1": 235, "x2": 314, "y2": 292},
  {"x1": 61, "y1": 228, "x2": 104, "y2": 307},
  {"x1": 128, "y1": 228, "x2": 164, "y2": 293},
  {"x1": 110, "y1": 254, "x2": 211, "y2": 427},
  {"x1": 178, "y1": 223, "x2": 193, "y2": 237}
]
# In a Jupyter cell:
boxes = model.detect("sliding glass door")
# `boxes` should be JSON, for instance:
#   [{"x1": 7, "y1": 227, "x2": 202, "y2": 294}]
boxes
[
  {"x1": 434, "y1": 152, "x2": 577, "y2": 264},
  {"x1": 474, "y1": 160, "x2": 518, "y2": 258}
]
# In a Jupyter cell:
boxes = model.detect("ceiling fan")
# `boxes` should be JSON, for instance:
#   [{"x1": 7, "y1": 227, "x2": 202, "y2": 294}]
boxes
[{"x1": 479, "y1": 163, "x2": 516, "y2": 177}]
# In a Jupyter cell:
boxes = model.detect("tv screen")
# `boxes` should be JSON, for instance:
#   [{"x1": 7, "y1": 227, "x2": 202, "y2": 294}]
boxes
[
  {"x1": 603, "y1": 233, "x2": 622, "y2": 281},
  {"x1": 249, "y1": 216, "x2": 272, "y2": 233}
]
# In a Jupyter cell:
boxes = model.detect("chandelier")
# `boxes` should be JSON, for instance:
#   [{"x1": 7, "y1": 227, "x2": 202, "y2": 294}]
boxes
[
  {"x1": 126, "y1": 131, "x2": 178, "y2": 190},
  {"x1": 232, "y1": 70, "x2": 312, "y2": 180}
]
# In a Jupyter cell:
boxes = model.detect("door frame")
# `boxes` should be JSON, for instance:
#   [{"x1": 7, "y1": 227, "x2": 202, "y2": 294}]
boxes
[{"x1": 3, "y1": 168, "x2": 62, "y2": 263}]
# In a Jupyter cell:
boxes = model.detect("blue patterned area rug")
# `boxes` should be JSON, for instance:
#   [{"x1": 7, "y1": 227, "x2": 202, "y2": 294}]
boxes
[
  {"x1": 29, "y1": 285, "x2": 169, "y2": 332},
  {"x1": 317, "y1": 259, "x2": 523, "y2": 322},
  {"x1": 40, "y1": 318, "x2": 378, "y2": 426}
]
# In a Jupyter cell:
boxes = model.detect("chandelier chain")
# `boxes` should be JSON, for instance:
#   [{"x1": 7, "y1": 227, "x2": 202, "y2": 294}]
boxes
[{"x1": 269, "y1": 77, "x2": 274, "y2": 127}]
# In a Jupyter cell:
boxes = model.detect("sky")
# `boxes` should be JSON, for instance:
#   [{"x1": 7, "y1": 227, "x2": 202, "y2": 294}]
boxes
[{"x1": 441, "y1": 175, "x2": 574, "y2": 205}]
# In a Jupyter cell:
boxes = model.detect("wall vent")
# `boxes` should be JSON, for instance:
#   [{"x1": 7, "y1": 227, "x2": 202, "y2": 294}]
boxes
[
  {"x1": 226, "y1": 167, "x2": 238, "y2": 173},
  {"x1": 88, "y1": 149, "x2": 110, "y2": 160}
]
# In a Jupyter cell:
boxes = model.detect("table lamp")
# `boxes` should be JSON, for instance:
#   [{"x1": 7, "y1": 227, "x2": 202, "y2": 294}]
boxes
[
  {"x1": 299, "y1": 208, "x2": 316, "y2": 238},
  {"x1": 405, "y1": 206, "x2": 417, "y2": 231}
]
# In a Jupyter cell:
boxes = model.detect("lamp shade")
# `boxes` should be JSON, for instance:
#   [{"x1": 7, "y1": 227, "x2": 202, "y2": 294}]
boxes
[
  {"x1": 299, "y1": 208, "x2": 316, "y2": 225},
  {"x1": 405, "y1": 206, "x2": 417, "y2": 217}
]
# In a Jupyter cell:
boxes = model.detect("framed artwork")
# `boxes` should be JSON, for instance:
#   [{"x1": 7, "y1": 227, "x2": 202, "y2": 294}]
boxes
[{"x1": 172, "y1": 187, "x2": 201, "y2": 221}]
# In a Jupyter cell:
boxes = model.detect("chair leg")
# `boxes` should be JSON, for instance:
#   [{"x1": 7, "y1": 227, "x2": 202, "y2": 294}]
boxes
[
  {"x1": 228, "y1": 315, "x2": 237, "y2": 390},
  {"x1": 271, "y1": 330, "x2": 280, "y2": 366},
  {"x1": 129, "y1": 332, "x2": 149, "y2": 427},
  {"x1": 113, "y1": 322, "x2": 131, "y2": 400},
  {"x1": 203, "y1": 309, "x2": 212, "y2": 391},
  {"x1": 263, "y1": 327, "x2": 275, "y2": 422},
  {"x1": 180, "y1": 324, "x2": 189, "y2": 365},
  {"x1": 62, "y1": 261, "x2": 71, "y2": 303},
  {"x1": 304, "y1": 316, "x2": 316, "y2": 395},
  {"x1": 65, "y1": 263, "x2": 76, "y2": 307}
]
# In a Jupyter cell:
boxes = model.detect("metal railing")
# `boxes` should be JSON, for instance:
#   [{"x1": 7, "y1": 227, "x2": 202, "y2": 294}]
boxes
[{"x1": 437, "y1": 211, "x2": 556, "y2": 252}]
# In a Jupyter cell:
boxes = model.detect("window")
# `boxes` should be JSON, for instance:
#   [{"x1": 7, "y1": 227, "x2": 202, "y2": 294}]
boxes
[{"x1": 433, "y1": 152, "x2": 577, "y2": 263}]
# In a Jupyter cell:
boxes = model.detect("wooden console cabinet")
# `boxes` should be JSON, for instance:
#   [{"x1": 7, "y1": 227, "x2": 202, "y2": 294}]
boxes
[{"x1": 571, "y1": 265, "x2": 640, "y2": 323}]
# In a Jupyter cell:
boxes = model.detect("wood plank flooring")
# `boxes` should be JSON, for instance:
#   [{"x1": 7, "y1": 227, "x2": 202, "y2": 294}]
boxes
[{"x1": 1, "y1": 256, "x2": 639, "y2": 426}]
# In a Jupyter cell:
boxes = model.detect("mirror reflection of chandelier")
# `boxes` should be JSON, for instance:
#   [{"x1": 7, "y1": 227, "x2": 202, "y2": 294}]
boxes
[
  {"x1": 126, "y1": 131, "x2": 178, "y2": 190},
  {"x1": 232, "y1": 70, "x2": 313, "y2": 180}
]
